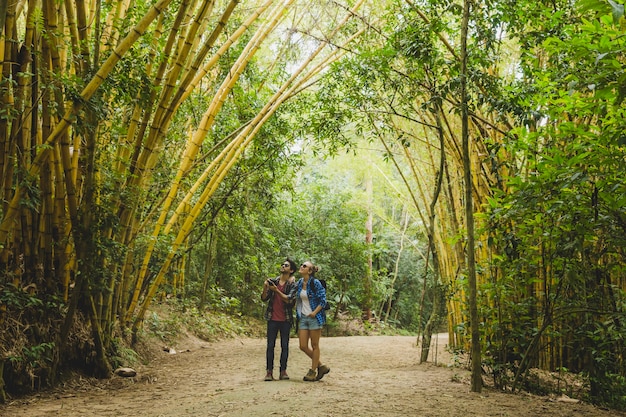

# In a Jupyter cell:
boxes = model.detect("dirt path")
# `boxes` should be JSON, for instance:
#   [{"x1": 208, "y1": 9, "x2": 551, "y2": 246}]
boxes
[{"x1": 2, "y1": 334, "x2": 624, "y2": 417}]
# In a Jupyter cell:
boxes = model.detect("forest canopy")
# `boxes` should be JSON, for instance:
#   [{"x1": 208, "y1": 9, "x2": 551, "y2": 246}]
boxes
[{"x1": 1, "y1": 0, "x2": 625, "y2": 410}]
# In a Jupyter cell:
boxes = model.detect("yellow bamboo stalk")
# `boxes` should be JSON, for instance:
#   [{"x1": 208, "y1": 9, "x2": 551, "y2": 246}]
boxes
[
  {"x1": 151, "y1": 0, "x2": 213, "y2": 131},
  {"x1": 126, "y1": 0, "x2": 200, "y2": 186},
  {"x1": 114, "y1": 0, "x2": 196, "y2": 253},
  {"x1": 178, "y1": 0, "x2": 272, "y2": 105},
  {"x1": 130, "y1": 0, "x2": 214, "y2": 184},
  {"x1": 125, "y1": 0, "x2": 282, "y2": 321},
  {"x1": 63, "y1": 0, "x2": 81, "y2": 69},
  {"x1": 0, "y1": 0, "x2": 175, "y2": 245},
  {"x1": 152, "y1": 0, "x2": 242, "y2": 132},
  {"x1": 99, "y1": 0, "x2": 131, "y2": 53},
  {"x1": 114, "y1": 10, "x2": 165, "y2": 187},
  {"x1": 131, "y1": 0, "x2": 366, "y2": 329},
  {"x1": 0, "y1": 0, "x2": 17, "y2": 207},
  {"x1": 40, "y1": 156, "x2": 54, "y2": 280},
  {"x1": 74, "y1": 0, "x2": 92, "y2": 72},
  {"x1": 51, "y1": 143, "x2": 73, "y2": 300}
]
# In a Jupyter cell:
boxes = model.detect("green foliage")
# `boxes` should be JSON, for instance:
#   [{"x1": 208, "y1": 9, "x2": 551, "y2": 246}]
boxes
[
  {"x1": 1, "y1": 285, "x2": 41, "y2": 309},
  {"x1": 477, "y1": 0, "x2": 626, "y2": 408},
  {"x1": 8, "y1": 342, "x2": 55, "y2": 370},
  {"x1": 182, "y1": 307, "x2": 260, "y2": 341},
  {"x1": 0, "y1": 285, "x2": 64, "y2": 321},
  {"x1": 144, "y1": 301, "x2": 262, "y2": 343},
  {"x1": 109, "y1": 338, "x2": 141, "y2": 369},
  {"x1": 201, "y1": 285, "x2": 241, "y2": 313},
  {"x1": 578, "y1": 318, "x2": 626, "y2": 408},
  {"x1": 145, "y1": 311, "x2": 184, "y2": 343},
  {"x1": 0, "y1": 285, "x2": 64, "y2": 393}
]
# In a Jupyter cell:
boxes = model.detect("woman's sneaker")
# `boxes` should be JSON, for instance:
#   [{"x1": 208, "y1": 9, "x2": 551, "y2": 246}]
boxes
[
  {"x1": 303, "y1": 369, "x2": 317, "y2": 381},
  {"x1": 316, "y1": 365, "x2": 330, "y2": 380}
]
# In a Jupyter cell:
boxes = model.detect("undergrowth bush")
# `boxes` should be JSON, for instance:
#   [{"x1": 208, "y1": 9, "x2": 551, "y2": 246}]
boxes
[{"x1": 144, "y1": 300, "x2": 264, "y2": 343}]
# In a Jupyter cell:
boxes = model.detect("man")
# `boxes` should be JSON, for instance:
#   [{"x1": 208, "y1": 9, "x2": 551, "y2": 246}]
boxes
[{"x1": 261, "y1": 258, "x2": 297, "y2": 381}]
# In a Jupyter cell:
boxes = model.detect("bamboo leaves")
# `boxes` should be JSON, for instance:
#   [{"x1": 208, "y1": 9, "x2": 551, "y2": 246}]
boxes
[
  {"x1": 0, "y1": 0, "x2": 175, "y2": 244},
  {"x1": 129, "y1": 0, "x2": 368, "y2": 330}
]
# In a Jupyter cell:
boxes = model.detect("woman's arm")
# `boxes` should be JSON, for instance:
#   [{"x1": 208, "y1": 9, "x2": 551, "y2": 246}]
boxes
[{"x1": 309, "y1": 279, "x2": 326, "y2": 316}]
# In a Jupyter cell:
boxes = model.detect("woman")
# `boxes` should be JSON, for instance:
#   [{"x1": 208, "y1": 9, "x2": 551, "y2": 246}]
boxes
[
  {"x1": 293, "y1": 261, "x2": 330, "y2": 381},
  {"x1": 261, "y1": 258, "x2": 297, "y2": 381}
]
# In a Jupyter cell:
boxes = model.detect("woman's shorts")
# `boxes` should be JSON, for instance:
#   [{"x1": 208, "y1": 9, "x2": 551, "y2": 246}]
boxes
[{"x1": 299, "y1": 316, "x2": 322, "y2": 330}]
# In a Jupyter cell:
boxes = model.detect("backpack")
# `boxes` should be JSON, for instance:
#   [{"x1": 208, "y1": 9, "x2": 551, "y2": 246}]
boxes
[{"x1": 317, "y1": 278, "x2": 331, "y2": 311}]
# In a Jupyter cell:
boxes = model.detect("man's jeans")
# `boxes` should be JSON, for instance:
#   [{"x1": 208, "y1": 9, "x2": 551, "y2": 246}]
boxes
[{"x1": 266, "y1": 320, "x2": 291, "y2": 371}]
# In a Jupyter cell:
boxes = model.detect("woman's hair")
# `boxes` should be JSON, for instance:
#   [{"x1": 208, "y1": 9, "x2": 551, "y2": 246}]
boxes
[
  {"x1": 309, "y1": 263, "x2": 319, "y2": 275},
  {"x1": 285, "y1": 258, "x2": 297, "y2": 273}
]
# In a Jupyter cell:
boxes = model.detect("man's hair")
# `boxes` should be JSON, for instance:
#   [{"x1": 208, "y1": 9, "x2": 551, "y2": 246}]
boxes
[{"x1": 285, "y1": 258, "x2": 297, "y2": 273}]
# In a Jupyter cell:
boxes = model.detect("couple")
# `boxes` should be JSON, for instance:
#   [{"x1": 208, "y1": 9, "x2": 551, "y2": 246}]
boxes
[{"x1": 261, "y1": 258, "x2": 330, "y2": 382}]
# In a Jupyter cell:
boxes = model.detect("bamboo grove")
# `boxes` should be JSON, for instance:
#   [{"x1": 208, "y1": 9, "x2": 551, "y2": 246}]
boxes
[
  {"x1": 1, "y1": 0, "x2": 626, "y2": 410},
  {"x1": 302, "y1": 0, "x2": 626, "y2": 405},
  {"x1": 0, "y1": 0, "x2": 369, "y2": 397}
]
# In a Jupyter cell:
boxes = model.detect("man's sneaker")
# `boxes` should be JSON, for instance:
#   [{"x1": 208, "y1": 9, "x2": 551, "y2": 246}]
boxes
[
  {"x1": 316, "y1": 364, "x2": 330, "y2": 381},
  {"x1": 303, "y1": 369, "x2": 317, "y2": 381},
  {"x1": 264, "y1": 371, "x2": 274, "y2": 381},
  {"x1": 279, "y1": 371, "x2": 290, "y2": 380}
]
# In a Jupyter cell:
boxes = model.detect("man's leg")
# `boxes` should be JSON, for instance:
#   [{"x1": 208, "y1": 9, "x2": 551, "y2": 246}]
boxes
[
  {"x1": 266, "y1": 321, "x2": 279, "y2": 379},
  {"x1": 279, "y1": 321, "x2": 290, "y2": 371}
]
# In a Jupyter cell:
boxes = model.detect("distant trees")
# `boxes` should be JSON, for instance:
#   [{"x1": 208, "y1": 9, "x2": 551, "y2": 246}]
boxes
[{"x1": 306, "y1": 0, "x2": 626, "y2": 408}]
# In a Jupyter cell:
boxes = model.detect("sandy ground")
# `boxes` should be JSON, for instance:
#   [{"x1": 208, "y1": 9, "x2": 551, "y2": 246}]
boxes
[{"x1": 2, "y1": 334, "x2": 625, "y2": 417}]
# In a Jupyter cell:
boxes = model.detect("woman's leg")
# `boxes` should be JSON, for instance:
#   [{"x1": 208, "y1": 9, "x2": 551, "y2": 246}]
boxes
[
  {"x1": 298, "y1": 323, "x2": 325, "y2": 367},
  {"x1": 309, "y1": 328, "x2": 322, "y2": 370},
  {"x1": 298, "y1": 328, "x2": 313, "y2": 359}
]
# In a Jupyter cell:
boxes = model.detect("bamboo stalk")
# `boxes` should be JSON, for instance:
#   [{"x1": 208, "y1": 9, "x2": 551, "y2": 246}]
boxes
[
  {"x1": 131, "y1": 0, "x2": 366, "y2": 329},
  {"x1": 114, "y1": 0, "x2": 192, "y2": 253},
  {"x1": 0, "y1": 0, "x2": 176, "y2": 245},
  {"x1": 0, "y1": 0, "x2": 18, "y2": 207},
  {"x1": 126, "y1": 0, "x2": 285, "y2": 321}
]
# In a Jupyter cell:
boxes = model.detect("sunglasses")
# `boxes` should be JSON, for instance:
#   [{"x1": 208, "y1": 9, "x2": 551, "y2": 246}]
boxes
[
  {"x1": 281, "y1": 263, "x2": 290, "y2": 267},
  {"x1": 300, "y1": 264, "x2": 310, "y2": 268}
]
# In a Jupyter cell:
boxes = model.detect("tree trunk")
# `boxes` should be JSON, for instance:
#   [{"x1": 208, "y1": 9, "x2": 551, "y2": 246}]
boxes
[
  {"x1": 416, "y1": 86, "x2": 447, "y2": 359},
  {"x1": 460, "y1": 0, "x2": 482, "y2": 393},
  {"x1": 88, "y1": 295, "x2": 113, "y2": 378},
  {"x1": 200, "y1": 227, "x2": 218, "y2": 308},
  {"x1": 0, "y1": 359, "x2": 5, "y2": 403},
  {"x1": 420, "y1": 292, "x2": 439, "y2": 363},
  {"x1": 384, "y1": 209, "x2": 408, "y2": 322},
  {"x1": 364, "y1": 175, "x2": 374, "y2": 321}
]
